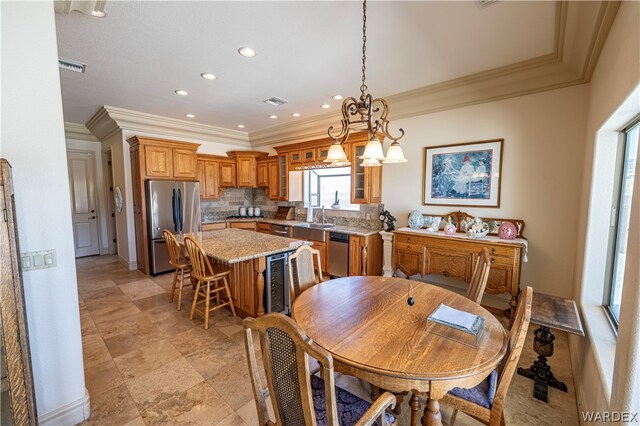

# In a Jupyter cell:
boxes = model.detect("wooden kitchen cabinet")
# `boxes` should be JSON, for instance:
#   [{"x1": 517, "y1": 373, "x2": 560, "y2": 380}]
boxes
[
  {"x1": 268, "y1": 160, "x2": 279, "y2": 200},
  {"x1": 227, "y1": 151, "x2": 269, "y2": 188},
  {"x1": 144, "y1": 145, "x2": 173, "y2": 177},
  {"x1": 197, "y1": 155, "x2": 223, "y2": 200},
  {"x1": 173, "y1": 148, "x2": 198, "y2": 178},
  {"x1": 202, "y1": 222, "x2": 227, "y2": 231},
  {"x1": 348, "y1": 233, "x2": 383, "y2": 277},
  {"x1": 278, "y1": 154, "x2": 288, "y2": 201},
  {"x1": 350, "y1": 140, "x2": 382, "y2": 204},
  {"x1": 228, "y1": 221, "x2": 256, "y2": 231},
  {"x1": 312, "y1": 240, "x2": 328, "y2": 274},
  {"x1": 392, "y1": 229, "x2": 525, "y2": 320},
  {"x1": 128, "y1": 136, "x2": 200, "y2": 274},
  {"x1": 256, "y1": 161, "x2": 269, "y2": 187},
  {"x1": 257, "y1": 222, "x2": 271, "y2": 234},
  {"x1": 219, "y1": 160, "x2": 237, "y2": 187}
]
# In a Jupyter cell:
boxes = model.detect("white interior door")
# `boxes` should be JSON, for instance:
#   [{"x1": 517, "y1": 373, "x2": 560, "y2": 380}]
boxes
[{"x1": 68, "y1": 151, "x2": 100, "y2": 257}]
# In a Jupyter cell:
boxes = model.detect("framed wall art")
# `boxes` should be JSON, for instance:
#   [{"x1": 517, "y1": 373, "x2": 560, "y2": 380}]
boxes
[{"x1": 423, "y1": 139, "x2": 503, "y2": 207}]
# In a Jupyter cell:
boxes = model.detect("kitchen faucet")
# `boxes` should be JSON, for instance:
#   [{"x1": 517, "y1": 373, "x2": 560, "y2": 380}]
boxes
[{"x1": 321, "y1": 205, "x2": 326, "y2": 224}]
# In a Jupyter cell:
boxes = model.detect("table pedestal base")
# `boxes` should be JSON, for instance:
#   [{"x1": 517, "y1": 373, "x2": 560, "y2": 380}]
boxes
[{"x1": 517, "y1": 326, "x2": 567, "y2": 402}]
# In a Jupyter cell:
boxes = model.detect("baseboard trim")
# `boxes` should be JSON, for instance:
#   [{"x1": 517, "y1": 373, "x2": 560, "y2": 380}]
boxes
[
  {"x1": 118, "y1": 256, "x2": 137, "y2": 271},
  {"x1": 38, "y1": 388, "x2": 90, "y2": 426}
]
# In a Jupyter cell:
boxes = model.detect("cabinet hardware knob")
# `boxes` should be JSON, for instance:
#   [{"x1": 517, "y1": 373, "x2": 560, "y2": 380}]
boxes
[
  {"x1": 491, "y1": 248, "x2": 497, "y2": 254},
  {"x1": 491, "y1": 258, "x2": 495, "y2": 263}
]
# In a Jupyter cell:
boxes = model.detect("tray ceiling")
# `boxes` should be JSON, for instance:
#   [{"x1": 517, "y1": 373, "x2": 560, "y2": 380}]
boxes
[{"x1": 56, "y1": 1, "x2": 558, "y2": 133}]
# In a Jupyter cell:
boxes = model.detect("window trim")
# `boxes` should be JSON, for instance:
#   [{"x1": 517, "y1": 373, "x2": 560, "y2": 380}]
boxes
[
  {"x1": 307, "y1": 168, "x2": 358, "y2": 210},
  {"x1": 603, "y1": 115, "x2": 640, "y2": 329}
]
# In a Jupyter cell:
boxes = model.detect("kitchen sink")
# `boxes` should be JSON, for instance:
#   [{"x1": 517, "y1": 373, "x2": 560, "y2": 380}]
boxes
[
  {"x1": 293, "y1": 224, "x2": 330, "y2": 242},
  {"x1": 296, "y1": 223, "x2": 335, "y2": 229}
]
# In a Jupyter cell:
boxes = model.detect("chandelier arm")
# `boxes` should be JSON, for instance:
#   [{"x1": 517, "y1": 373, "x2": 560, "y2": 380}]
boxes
[
  {"x1": 328, "y1": 97, "x2": 360, "y2": 141},
  {"x1": 373, "y1": 98, "x2": 405, "y2": 142}
]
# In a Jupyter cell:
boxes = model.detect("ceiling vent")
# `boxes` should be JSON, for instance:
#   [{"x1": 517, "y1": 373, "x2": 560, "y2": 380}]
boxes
[
  {"x1": 58, "y1": 57, "x2": 87, "y2": 73},
  {"x1": 263, "y1": 97, "x2": 288, "y2": 107}
]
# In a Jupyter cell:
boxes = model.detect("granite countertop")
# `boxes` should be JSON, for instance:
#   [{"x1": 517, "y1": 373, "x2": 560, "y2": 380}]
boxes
[
  {"x1": 202, "y1": 218, "x2": 378, "y2": 236},
  {"x1": 178, "y1": 229, "x2": 306, "y2": 263}
]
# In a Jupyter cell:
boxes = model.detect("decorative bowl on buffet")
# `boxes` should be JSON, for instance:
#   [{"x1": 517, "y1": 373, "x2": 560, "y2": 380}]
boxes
[{"x1": 465, "y1": 216, "x2": 490, "y2": 239}]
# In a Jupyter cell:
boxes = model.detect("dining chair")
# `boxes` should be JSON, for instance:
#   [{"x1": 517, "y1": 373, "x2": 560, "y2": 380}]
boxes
[
  {"x1": 443, "y1": 286, "x2": 533, "y2": 426},
  {"x1": 288, "y1": 244, "x2": 323, "y2": 304},
  {"x1": 163, "y1": 230, "x2": 191, "y2": 310},
  {"x1": 466, "y1": 248, "x2": 492, "y2": 304},
  {"x1": 243, "y1": 312, "x2": 397, "y2": 426},
  {"x1": 183, "y1": 236, "x2": 235, "y2": 329}
]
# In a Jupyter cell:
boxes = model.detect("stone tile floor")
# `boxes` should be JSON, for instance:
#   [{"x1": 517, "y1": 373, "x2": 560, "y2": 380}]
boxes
[{"x1": 77, "y1": 255, "x2": 579, "y2": 425}]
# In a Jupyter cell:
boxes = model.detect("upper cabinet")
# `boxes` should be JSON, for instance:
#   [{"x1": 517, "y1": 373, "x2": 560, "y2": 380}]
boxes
[
  {"x1": 226, "y1": 151, "x2": 269, "y2": 188},
  {"x1": 218, "y1": 159, "x2": 237, "y2": 187},
  {"x1": 128, "y1": 136, "x2": 199, "y2": 180},
  {"x1": 350, "y1": 139, "x2": 382, "y2": 204},
  {"x1": 197, "y1": 154, "x2": 226, "y2": 200}
]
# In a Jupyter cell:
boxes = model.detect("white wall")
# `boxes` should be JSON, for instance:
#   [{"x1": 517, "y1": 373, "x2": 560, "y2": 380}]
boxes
[
  {"x1": 382, "y1": 84, "x2": 589, "y2": 299},
  {"x1": 571, "y1": 0, "x2": 640, "y2": 416},
  {"x1": 1, "y1": 1, "x2": 87, "y2": 423}
]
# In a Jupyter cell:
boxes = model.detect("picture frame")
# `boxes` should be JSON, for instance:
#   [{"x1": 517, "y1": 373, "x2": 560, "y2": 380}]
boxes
[{"x1": 423, "y1": 139, "x2": 503, "y2": 207}]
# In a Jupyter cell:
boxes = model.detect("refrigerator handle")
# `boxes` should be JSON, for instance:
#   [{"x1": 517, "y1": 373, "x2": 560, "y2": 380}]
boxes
[
  {"x1": 177, "y1": 188, "x2": 183, "y2": 232},
  {"x1": 172, "y1": 188, "x2": 178, "y2": 232}
]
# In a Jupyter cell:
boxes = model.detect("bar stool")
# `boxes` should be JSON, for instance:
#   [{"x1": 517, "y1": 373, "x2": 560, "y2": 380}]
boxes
[
  {"x1": 183, "y1": 236, "x2": 236, "y2": 329},
  {"x1": 163, "y1": 230, "x2": 191, "y2": 310}
]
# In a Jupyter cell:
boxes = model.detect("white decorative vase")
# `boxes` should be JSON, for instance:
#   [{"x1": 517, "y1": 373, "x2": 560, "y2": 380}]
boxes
[{"x1": 408, "y1": 210, "x2": 425, "y2": 230}]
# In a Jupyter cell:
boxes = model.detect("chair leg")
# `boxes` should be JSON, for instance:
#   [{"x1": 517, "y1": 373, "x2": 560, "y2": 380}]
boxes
[
  {"x1": 190, "y1": 280, "x2": 201, "y2": 320},
  {"x1": 204, "y1": 281, "x2": 211, "y2": 330},
  {"x1": 177, "y1": 268, "x2": 184, "y2": 311},
  {"x1": 223, "y1": 275, "x2": 236, "y2": 317},
  {"x1": 500, "y1": 411, "x2": 506, "y2": 426},
  {"x1": 450, "y1": 408, "x2": 458, "y2": 426},
  {"x1": 169, "y1": 269, "x2": 178, "y2": 302}
]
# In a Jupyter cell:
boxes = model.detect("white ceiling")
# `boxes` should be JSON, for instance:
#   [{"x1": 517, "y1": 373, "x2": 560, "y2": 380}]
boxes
[{"x1": 55, "y1": 1, "x2": 557, "y2": 133}]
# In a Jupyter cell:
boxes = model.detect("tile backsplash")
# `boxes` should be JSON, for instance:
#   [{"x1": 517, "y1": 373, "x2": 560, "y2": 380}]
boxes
[{"x1": 201, "y1": 188, "x2": 383, "y2": 230}]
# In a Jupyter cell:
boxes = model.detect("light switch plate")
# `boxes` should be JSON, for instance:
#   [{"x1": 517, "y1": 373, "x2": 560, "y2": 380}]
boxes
[{"x1": 21, "y1": 249, "x2": 57, "y2": 271}]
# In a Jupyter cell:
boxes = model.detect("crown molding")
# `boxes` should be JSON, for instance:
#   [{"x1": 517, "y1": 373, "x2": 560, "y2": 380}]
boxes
[
  {"x1": 64, "y1": 122, "x2": 99, "y2": 142},
  {"x1": 249, "y1": 0, "x2": 620, "y2": 147},
  {"x1": 86, "y1": 106, "x2": 121, "y2": 141},
  {"x1": 85, "y1": 106, "x2": 251, "y2": 147}
]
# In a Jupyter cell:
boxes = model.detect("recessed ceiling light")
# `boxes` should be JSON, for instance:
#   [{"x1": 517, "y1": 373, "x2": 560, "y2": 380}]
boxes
[
  {"x1": 332, "y1": 95, "x2": 343, "y2": 100},
  {"x1": 291, "y1": 113, "x2": 301, "y2": 117},
  {"x1": 238, "y1": 47, "x2": 257, "y2": 58},
  {"x1": 91, "y1": 10, "x2": 106, "y2": 17},
  {"x1": 174, "y1": 90, "x2": 189, "y2": 96},
  {"x1": 321, "y1": 104, "x2": 331, "y2": 109},
  {"x1": 237, "y1": 124, "x2": 246, "y2": 128},
  {"x1": 268, "y1": 115, "x2": 278, "y2": 119},
  {"x1": 185, "y1": 114, "x2": 195, "y2": 118},
  {"x1": 200, "y1": 73, "x2": 217, "y2": 80}
]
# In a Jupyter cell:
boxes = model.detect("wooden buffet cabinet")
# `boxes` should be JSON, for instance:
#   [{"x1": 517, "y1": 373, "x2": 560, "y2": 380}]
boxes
[
  {"x1": 393, "y1": 218, "x2": 526, "y2": 320},
  {"x1": 129, "y1": 136, "x2": 200, "y2": 274}
]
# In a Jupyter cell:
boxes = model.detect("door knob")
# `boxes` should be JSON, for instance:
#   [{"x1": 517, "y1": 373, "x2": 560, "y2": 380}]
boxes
[
  {"x1": 91, "y1": 209, "x2": 95, "y2": 213},
  {"x1": 90, "y1": 216, "x2": 96, "y2": 219}
]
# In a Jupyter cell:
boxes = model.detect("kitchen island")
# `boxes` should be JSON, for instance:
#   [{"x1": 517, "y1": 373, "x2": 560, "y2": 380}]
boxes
[{"x1": 178, "y1": 228, "x2": 307, "y2": 318}]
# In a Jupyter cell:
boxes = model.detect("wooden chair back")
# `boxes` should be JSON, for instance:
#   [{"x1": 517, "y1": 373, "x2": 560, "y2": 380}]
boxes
[
  {"x1": 490, "y1": 286, "x2": 532, "y2": 424},
  {"x1": 243, "y1": 313, "x2": 340, "y2": 426},
  {"x1": 466, "y1": 248, "x2": 491, "y2": 304},
  {"x1": 183, "y1": 236, "x2": 213, "y2": 280},
  {"x1": 163, "y1": 230, "x2": 189, "y2": 268},
  {"x1": 288, "y1": 245, "x2": 323, "y2": 303}
]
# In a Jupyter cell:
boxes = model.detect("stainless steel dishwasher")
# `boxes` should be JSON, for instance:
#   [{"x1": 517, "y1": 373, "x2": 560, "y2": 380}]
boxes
[{"x1": 328, "y1": 232, "x2": 349, "y2": 278}]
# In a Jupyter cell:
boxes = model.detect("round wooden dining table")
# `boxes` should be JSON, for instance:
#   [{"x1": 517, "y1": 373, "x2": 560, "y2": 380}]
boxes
[{"x1": 292, "y1": 276, "x2": 508, "y2": 426}]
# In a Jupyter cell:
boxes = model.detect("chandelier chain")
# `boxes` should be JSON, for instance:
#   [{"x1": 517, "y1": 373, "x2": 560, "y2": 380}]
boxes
[{"x1": 360, "y1": 0, "x2": 367, "y2": 99}]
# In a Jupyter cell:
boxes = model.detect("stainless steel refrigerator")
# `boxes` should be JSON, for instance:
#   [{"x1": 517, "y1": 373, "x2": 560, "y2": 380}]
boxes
[{"x1": 146, "y1": 180, "x2": 201, "y2": 275}]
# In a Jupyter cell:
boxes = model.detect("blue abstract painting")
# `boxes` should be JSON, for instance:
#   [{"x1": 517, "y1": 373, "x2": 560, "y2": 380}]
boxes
[{"x1": 431, "y1": 149, "x2": 493, "y2": 199}]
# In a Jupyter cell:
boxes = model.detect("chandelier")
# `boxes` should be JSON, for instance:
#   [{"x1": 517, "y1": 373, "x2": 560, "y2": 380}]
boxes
[{"x1": 325, "y1": 0, "x2": 407, "y2": 167}]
